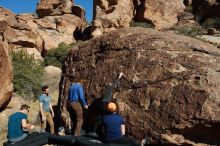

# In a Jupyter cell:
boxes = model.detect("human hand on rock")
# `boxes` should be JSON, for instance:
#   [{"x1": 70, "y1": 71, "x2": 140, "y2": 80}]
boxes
[
  {"x1": 84, "y1": 105, "x2": 88, "y2": 109},
  {"x1": 119, "y1": 72, "x2": 123, "y2": 78}
]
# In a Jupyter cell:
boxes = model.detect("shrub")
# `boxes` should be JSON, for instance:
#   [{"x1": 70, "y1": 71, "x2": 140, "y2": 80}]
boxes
[
  {"x1": 12, "y1": 50, "x2": 44, "y2": 100},
  {"x1": 201, "y1": 17, "x2": 220, "y2": 29},
  {"x1": 44, "y1": 42, "x2": 76, "y2": 68},
  {"x1": 172, "y1": 25, "x2": 204, "y2": 37},
  {"x1": 130, "y1": 20, "x2": 154, "y2": 28}
]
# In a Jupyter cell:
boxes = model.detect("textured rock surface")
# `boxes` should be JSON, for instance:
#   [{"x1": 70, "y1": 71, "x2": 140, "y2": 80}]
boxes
[
  {"x1": 36, "y1": 0, "x2": 73, "y2": 17},
  {"x1": 135, "y1": 0, "x2": 185, "y2": 30},
  {"x1": 161, "y1": 134, "x2": 209, "y2": 145},
  {"x1": 58, "y1": 27, "x2": 220, "y2": 144},
  {"x1": 199, "y1": 34, "x2": 220, "y2": 47},
  {"x1": 72, "y1": 5, "x2": 86, "y2": 23},
  {"x1": 0, "y1": 5, "x2": 86, "y2": 56},
  {"x1": 92, "y1": 0, "x2": 134, "y2": 37},
  {"x1": 92, "y1": 0, "x2": 185, "y2": 37},
  {"x1": 43, "y1": 66, "x2": 62, "y2": 99},
  {"x1": 0, "y1": 41, "x2": 13, "y2": 111}
]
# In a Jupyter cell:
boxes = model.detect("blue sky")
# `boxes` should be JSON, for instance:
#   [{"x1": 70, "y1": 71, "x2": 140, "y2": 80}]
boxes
[{"x1": 0, "y1": 0, "x2": 93, "y2": 22}]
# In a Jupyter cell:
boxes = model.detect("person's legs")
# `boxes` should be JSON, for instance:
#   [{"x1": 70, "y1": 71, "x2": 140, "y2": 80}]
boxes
[
  {"x1": 8, "y1": 133, "x2": 28, "y2": 143},
  {"x1": 67, "y1": 102, "x2": 75, "y2": 134},
  {"x1": 41, "y1": 112, "x2": 47, "y2": 131},
  {"x1": 70, "y1": 102, "x2": 83, "y2": 136},
  {"x1": 47, "y1": 112, "x2": 54, "y2": 134}
]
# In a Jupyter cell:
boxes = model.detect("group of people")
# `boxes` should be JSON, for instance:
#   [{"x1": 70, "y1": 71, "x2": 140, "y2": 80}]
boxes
[
  {"x1": 7, "y1": 72, "x2": 141, "y2": 145},
  {"x1": 67, "y1": 72, "x2": 140, "y2": 145},
  {"x1": 7, "y1": 85, "x2": 54, "y2": 143}
]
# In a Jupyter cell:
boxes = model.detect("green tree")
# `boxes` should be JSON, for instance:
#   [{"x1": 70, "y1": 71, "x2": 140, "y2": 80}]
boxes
[
  {"x1": 12, "y1": 50, "x2": 44, "y2": 100},
  {"x1": 44, "y1": 42, "x2": 76, "y2": 68}
]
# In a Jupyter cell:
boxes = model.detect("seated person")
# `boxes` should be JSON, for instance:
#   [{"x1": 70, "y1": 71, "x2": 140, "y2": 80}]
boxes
[
  {"x1": 101, "y1": 102, "x2": 140, "y2": 146},
  {"x1": 7, "y1": 104, "x2": 35, "y2": 143}
]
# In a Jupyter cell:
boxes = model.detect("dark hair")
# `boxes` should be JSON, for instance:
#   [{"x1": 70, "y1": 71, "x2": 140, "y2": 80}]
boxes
[
  {"x1": 69, "y1": 75, "x2": 75, "y2": 82},
  {"x1": 20, "y1": 104, "x2": 30, "y2": 110},
  {"x1": 42, "y1": 86, "x2": 49, "y2": 91}
]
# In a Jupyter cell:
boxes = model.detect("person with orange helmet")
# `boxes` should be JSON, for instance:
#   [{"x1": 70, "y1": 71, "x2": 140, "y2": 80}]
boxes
[
  {"x1": 87, "y1": 72, "x2": 124, "y2": 134},
  {"x1": 101, "y1": 102, "x2": 140, "y2": 146}
]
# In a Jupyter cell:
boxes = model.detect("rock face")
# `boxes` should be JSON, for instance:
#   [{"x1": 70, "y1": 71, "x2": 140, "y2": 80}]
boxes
[
  {"x1": 43, "y1": 65, "x2": 62, "y2": 96},
  {"x1": 0, "y1": 3, "x2": 86, "y2": 59},
  {"x1": 92, "y1": 0, "x2": 185, "y2": 37},
  {"x1": 92, "y1": 0, "x2": 134, "y2": 37},
  {"x1": 135, "y1": 0, "x2": 185, "y2": 30},
  {"x1": 199, "y1": 34, "x2": 220, "y2": 47},
  {"x1": 0, "y1": 41, "x2": 13, "y2": 111},
  {"x1": 59, "y1": 27, "x2": 220, "y2": 144},
  {"x1": 36, "y1": 0, "x2": 73, "y2": 17},
  {"x1": 193, "y1": 0, "x2": 220, "y2": 20}
]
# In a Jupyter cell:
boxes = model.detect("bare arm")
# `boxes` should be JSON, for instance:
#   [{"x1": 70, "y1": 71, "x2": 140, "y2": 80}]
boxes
[
  {"x1": 121, "y1": 124, "x2": 125, "y2": 135},
  {"x1": 102, "y1": 72, "x2": 123, "y2": 102},
  {"x1": 22, "y1": 119, "x2": 34, "y2": 130}
]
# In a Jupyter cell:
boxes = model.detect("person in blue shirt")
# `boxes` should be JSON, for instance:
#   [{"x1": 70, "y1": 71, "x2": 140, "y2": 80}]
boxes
[
  {"x1": 39, "y1": 86, "x2": 54, "y2": 134},
  {"x1": 7, "y1": 104, "x2": 35, "y2": 143},
  {"x1": 102, "y1": 102, "x2": 140, "y2": 146},
  {"x1": 68, "y1": 77, "x2": 88, "y2": 136}
]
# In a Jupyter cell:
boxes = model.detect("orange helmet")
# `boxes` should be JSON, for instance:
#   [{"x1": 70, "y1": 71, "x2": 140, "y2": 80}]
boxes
[{"x1": 107, "y1": 102, "x2": 117, "y2": 112}]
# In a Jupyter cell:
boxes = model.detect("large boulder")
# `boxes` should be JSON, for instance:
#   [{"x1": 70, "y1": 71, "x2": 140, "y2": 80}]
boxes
[
  {"x1": 36, "y1": 0, "x2": 73, "y2": 17},
  {"x1": 58, "y1": 27, "x2": 220, "y2": 144},
  {"x1": 0, "y1": 2, "x2": 86, "y2": 57},
  {"x1": 43, "y1": 66, "x2": 62, "y2": 102},
  {"x1": 92, "y1": 0, "x2": 185, "y2": 37},
  {"x1": 36, "y1": 0, "x2": 61, "y2": 17},
  {"x1": 0, "y1": 16, "x2": 8, "y2": 33},
  {"x1": 0, "y1": 7, "x2": 17, "y2": 26},
  {"x1": 92, "y1": 0, "x2": 134, "y2": 37},
  {"x1": 72, "y1": 5, "x2": 86, "y2": 23},
  {"x1": 0, "y1": 41, "x2": 13, "y2": 111},
  {"x1": 135, "y1": 0, "x2": 185, "y2": 30}
]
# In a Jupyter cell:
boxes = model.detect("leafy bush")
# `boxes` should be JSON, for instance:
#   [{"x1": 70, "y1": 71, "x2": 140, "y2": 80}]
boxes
[
  {"x1": 172, "y1": 25, "x2": 204, "y2": 37},
  {"x1": 201, "y1": 17, "x2": 220, "y2": 29},
  {"x1": 130, "y1": 20, "x2": 154, "y2": 28},
  {"x1": 12, "y1": 50, "x2": 44, "y2": 100},
  {"x1": 44, "y1": 42, "x2": 76, "y2": 68}
]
